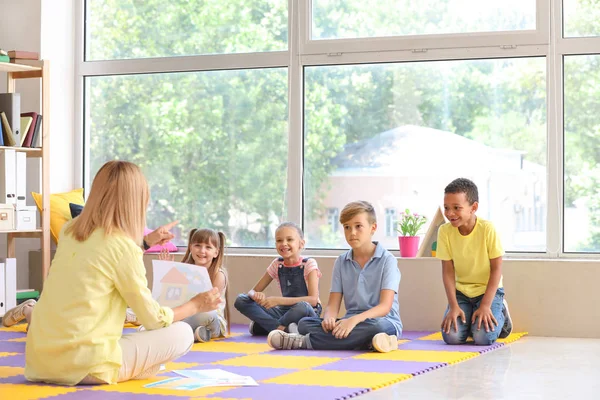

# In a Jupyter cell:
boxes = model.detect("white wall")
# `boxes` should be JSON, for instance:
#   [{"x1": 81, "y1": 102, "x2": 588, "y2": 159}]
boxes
[
  {"x1": 138, "y1": 254, "x2": 600, "y2": 339},
  {"x1": 0, "y1": 0, "x2": 75, "y2": 289}
]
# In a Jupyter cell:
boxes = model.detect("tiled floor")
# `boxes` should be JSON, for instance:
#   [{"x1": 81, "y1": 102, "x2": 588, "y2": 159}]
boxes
[{"x1": 361, "y1": 336, "x2": 600, "y2": 399}]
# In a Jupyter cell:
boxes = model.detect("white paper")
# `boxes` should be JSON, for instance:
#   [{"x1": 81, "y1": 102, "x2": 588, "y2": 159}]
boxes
[
  {"x1": 151, "y1": 260, "x2": 212, "y2": 308},
  {"x1": 173, "y1": 369, "x2": 258, "y2": 388},
  {"x1": 174, "y1": 369, "x2": 243, "y2": 380}
]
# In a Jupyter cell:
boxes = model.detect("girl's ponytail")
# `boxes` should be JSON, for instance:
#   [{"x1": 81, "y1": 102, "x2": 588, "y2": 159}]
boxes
[
  {"x1": 216, "y1": 231, "x2": 231, "y2": 336},
  {"x1": 182, "y1": 228, "x2": 198, "y2": 265}
]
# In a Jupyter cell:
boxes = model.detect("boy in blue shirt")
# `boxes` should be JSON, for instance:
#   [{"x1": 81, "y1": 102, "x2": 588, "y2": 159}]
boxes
[
  {"x1": 437, "y1": 178, "x2": 513, "y2": 345},
  {"x1": 268, "y1": 201, "x2": 402, "y2": 352}
]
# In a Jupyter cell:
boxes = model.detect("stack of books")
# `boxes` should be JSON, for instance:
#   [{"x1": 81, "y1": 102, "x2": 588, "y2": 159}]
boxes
[{"x1": 8, "y1": 50, "x2": 39, "y2": 65}]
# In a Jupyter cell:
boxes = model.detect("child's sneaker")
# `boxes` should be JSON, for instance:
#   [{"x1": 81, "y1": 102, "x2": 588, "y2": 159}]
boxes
[
  {"x1": 1, "y1": 299, "x2": 36, "y2": 327},
  {"x1": 194, "y1": 326, "x2": 212, "y2": 343},
  {"x1": 371, "y1": 333, "x2": 398, "y2": 353},
  {"x1": 248, "y1": 321, "x2": 269, "y2": 336},
  {"x1": 499, "y1": 299, "x2": 513, "y2": 338},
  {"x1": 124, "y1": 308, "x2": 141, "y2": 326},
  {"x1": 287, "y1": 323, "x2": 299, "y2": 334},
  {"x1": 267, "y1": 330, "x2": 306, "y2": 350}
]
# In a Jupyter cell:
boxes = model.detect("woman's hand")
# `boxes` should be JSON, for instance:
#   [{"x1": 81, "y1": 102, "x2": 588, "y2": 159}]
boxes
[
  {"x1": 145, "y1": 221, "x2": 178, "y2": 247},
  {"x1": 158, "y1": 248, "x2": 174, "y2": 261},
  {"x1": 189, "y1": 287, "x2": 221, "y2": 313}
]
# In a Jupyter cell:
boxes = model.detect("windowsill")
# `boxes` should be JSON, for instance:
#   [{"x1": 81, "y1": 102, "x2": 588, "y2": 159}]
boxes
[{"x1": 152, "y1": 247, "x2": 600, "y2": 261}]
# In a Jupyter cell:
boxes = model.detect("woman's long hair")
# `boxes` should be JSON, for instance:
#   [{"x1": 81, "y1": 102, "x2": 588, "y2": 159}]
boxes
[
  {"x1": 66, "y1": 161, "x2": 148, "y2": 244},
  {"x1": 182, "y1": 229, "x2": 230, "y2": 335}
]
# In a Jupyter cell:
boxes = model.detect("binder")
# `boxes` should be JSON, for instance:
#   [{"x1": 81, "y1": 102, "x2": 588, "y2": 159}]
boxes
[
  {"x1": 15, "y1": 151, "x2": 26, "y2": 207},
  {"x1": 3, "y1": 258, "x2": 16, "y2": 312},
  {"x1": 0, "y1": 93, "x2": 21, "y2": 147},
  {"x1": 0, "y1": 149, "x2": 16, "y2": 204},
  {"x1": 0, "y1": 261, "x2": 5, "y2": 316}
]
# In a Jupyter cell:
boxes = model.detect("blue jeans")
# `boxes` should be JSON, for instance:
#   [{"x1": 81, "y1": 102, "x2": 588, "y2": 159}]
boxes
[
  {"x1": 442, "y1": 288, "x2": 505, "y2": 346},
  {"x1": 234, "y1": 294, "x2": 321, "y2": 334},
  {"x1": 298, "y1": 317, "x2": 398, "y2": 350},
  {"x1": 183, "y1": 310, "x2": 222, "y2": 339}
]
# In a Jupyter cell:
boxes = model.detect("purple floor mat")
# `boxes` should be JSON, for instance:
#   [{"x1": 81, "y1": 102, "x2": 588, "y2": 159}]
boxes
[{"x1": 0, "y1": 323, "x2": 525, "y2": 400}]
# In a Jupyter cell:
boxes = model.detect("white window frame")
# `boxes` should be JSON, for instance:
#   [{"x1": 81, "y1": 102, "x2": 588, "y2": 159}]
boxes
[
  {"x1": 72, "y1": 0, "x2": 600, "y2": 259},
  {"x1": 299, "y1": 0, "x2": 550, "y2": 55}
]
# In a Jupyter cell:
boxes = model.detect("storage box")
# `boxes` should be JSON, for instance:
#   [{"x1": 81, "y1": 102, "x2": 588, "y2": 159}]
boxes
[
  {"x1": 0, "y1": 204, "x2": 15, "y2": 231},
  {"x1": 15, "y1": 206, "x2": 36, "y2": 231}
]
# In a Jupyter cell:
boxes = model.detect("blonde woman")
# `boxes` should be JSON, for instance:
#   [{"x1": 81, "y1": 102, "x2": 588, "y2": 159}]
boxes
[{"x1": 1, "y1": 161, "x2": 221, "y2": 386}]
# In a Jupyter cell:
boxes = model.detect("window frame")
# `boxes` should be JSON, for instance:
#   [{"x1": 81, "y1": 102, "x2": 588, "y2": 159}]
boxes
[{"x1": 74, "y1": 0, "x2": 600, "y2": 258}]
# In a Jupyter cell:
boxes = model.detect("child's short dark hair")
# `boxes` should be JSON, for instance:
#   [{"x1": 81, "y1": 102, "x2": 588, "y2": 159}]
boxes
[
  {"x1": 276, "y1": 222, "x2": 304, "y2": 239},
  {"x1": 445, "y1": 178, "x2": 479, "y2": 204},
  {"x1": 339, "y1": 201, "x2": 377, "y2": 225}
]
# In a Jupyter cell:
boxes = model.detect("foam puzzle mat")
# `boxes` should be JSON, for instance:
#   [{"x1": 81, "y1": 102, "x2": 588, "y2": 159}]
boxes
[{"x1": 0, "y1": 323, "x2": 527, "y2": 399}]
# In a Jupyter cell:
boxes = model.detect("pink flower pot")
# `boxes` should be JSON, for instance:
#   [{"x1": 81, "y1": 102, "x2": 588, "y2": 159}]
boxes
[{"x1": 398, "y1": 236, "x2": 420, "y2": 258}]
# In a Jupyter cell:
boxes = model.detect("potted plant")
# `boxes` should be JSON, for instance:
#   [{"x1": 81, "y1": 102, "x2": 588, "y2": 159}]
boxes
[{"x1": 396, "y1": 209, "x2": 427, "y2": 257}]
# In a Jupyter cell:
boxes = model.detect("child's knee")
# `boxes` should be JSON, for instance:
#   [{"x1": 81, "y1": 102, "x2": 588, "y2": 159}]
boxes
[
  {"x1": 442, "y1": 330, "x2": 468, "y2": 345},
  {"x1": 298, "y1": 317, "x2": 317, "y2": 334},
  {"x1": 293, "y1": 301, "x2": 312, "y2": 313},
  {"x1": 471, "y1": 329, "x2": 498, "y2": 346},
  {"x1": 234, "y1": 294, "x2": 251, "y2": 310}
]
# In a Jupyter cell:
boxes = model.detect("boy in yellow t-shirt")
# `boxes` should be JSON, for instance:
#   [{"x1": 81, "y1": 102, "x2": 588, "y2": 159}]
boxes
[{"x1": 436, "y1": 178, "x2": 513, "y2": 345}]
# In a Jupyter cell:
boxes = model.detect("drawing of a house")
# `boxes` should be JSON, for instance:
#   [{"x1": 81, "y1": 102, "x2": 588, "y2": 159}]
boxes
[{"x1": 158, "y1": 267, "x2": 190, "y2": 307}]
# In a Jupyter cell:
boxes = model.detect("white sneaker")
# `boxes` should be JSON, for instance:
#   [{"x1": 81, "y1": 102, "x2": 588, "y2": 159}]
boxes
[
  {"x1": 287, "y1": 323, "x2": 299, "y2": 334},
  {"x1": 267, "y1": 330, "x2": 306, "y2": 350},
  {"x1": 2, "y1": 299, "x2": 36, "y2": 327},
  {"x1": 499, "y1": 299, "x2": 513, "y2": 338},
  {"x1": 371, "y1": 333, "x2": 398, "y2": 353},
  {"x1": 124, "y1": 308, "x2": 141, "y2": 326},
  {"x1": 194, "y1": 326, "x2": 212, "y2": 343}
]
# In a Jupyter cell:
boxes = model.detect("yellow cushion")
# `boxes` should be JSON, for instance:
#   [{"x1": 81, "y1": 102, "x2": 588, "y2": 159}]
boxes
[{"x1": 32, "y1": 188, "x2": 85, "y2": 244}]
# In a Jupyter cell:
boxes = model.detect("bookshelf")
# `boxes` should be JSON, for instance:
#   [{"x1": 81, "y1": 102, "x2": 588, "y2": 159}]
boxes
[{"x1": 1, "y1": 60, "x2": 50, "y2": 283}]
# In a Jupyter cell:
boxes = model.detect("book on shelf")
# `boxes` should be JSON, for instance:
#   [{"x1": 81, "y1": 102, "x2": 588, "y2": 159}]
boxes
[
  {"x1": 0, "y1": 55, "x2": 9, "y2": 63},
  {"x1": 21, "y1": 112, "x2": 39, "y2": 148},
  {"x1": 8, "y1": 59, "x2": 41, "y2": 66},
  {"x1": 20, "y1": 116, "x2": 33, "y2": 146},
  {"x1": 8, "y1": 50, "x2": 39, "y2": 60},
  {"x1": 29, "y1": 114, "x2": 42, "y2": 148},
  {"x1": 0, "y1": 112, "x2": 16, "y2": 146}
]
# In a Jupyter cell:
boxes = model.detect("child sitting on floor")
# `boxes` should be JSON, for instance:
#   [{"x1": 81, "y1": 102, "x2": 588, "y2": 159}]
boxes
[
  {"x1": 137, "y1": 228, "x2": 230, "y2": 342},
  {"x1": 267, "y1": 201, "x2": 402, "y2": 353},
  {"x1": 234, "y1": 222, "x2": 322, "y2": 335}
]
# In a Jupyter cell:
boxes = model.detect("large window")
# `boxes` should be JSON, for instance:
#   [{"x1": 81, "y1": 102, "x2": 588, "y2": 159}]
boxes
[
  {"x1": 80, "y1": 1, "x2": 600, "y2": 256},
  {"x1": 86, "y1": 69, "x2": 288, "y2": 246},
  {"x1": 311, "y1": 0, "x2": 537, "y2": 40},
  {"x1": 85, "y1": 0, "x2": 288, "y2": 60},
  {"x1": 563, "y1": 0, "x2": 600, "y2": 38},
  {"x1": 564, "y1": 55, "x2": 600, "y2": 253},
  {"x1": 304, "y1": 58, "x2": 546, "y2": 251}
]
